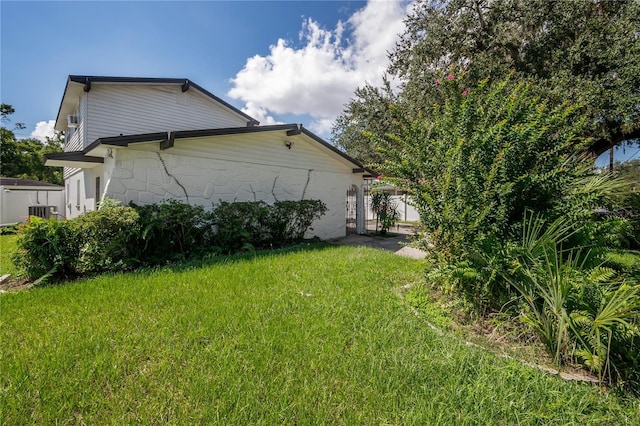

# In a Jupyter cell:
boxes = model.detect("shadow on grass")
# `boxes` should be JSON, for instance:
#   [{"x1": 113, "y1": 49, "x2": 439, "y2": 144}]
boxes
[{"x1": 155, "y1": 241, "x2": 338, "y2": 274}]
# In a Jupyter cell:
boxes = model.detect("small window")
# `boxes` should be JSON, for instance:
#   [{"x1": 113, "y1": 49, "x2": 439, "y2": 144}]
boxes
[
  {"x1": 95, "y1": 176, "x2": 101, "y2": 209},
  {"x1": 76, "y1": 179, "x2": 80, "y2": 210}
]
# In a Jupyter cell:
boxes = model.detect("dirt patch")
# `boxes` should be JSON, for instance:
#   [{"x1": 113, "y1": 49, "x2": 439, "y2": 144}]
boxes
[{"x1": 0, "y1": 276, "x2": 32, "y2": 293}]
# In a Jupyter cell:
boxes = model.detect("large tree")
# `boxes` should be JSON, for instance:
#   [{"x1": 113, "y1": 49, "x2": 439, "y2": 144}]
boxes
[
  {"x1": 1, "y1": 103, "x2": 63, "y2": 185},
  {"x1": 333, "y1": 0, "x2": 640, "y2": 162}
]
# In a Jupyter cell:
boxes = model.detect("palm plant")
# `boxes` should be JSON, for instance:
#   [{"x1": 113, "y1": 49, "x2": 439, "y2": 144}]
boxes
[
  {"x1": 370, "y1": 190, "x2": 399, "y2": 235},
  {"x1": 503, "y1": 211, "x2": 640, "y2": 384}
]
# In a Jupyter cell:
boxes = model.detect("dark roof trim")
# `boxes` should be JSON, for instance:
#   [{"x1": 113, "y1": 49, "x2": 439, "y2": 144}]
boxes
[
  {"x1": 173, "y1": 124, "x2": 298, "y2": 139},
  {"x1": 286, "y1": 124, "x2": 303, "y2": 136},
  {"x1": 64, "y1": 75, "x2": 260, "y2": 126},
  {"x1": 0, "y1": 177, "x2": 64, "y2": 188},
  {"x1": 43, "y1": 152, "x2": 104, "y2": 164},
  {"x1": 85, "y1": 132, "x2": 168, "y2": 152},
  {"x1": 82, "y1": 126, "x2": 299, "y2": 155}
]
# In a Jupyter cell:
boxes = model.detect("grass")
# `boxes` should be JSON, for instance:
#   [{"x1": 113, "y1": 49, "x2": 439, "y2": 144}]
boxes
[
  {"x1": 0, "y1": 234, "x2": 18, "y2": 276},
  {"x1": 1, "y1": 244, "x2": 638, "y2": 424}
]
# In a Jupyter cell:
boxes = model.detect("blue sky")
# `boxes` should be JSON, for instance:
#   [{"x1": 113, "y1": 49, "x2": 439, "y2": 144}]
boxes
[
  {"x1": 1, "y1": 0, "x2": 636, "y2": 166},
  {"x1": 1, "y1": 0, "x2": 406, "y2": 139}
]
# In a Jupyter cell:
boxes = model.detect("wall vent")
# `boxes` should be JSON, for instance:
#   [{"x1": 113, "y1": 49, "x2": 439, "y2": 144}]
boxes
[{"x1": 67, "y1": 115, "x2": 79, "y2": 128}]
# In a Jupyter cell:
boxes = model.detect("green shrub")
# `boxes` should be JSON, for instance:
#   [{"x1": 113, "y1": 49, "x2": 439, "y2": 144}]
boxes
[
  {"x1": 132, "y1": 200, "x2": 211, "y2": 263},
  {"x1": 74, "y1": 201, "x2": 140, "y2": 273},
  {"x1": 210, "y1": 200, "x2": 327, "y2": 253},
  {"x1": 374, "y1": 75, "x2": 620, "y2": 261},
  {"x1": 14, "y1": 199, "x2": 327, "y2": 281},
  {"x1": 210, "y1": 201, "x2": 270, "y2": 253},
  {"x1": 494, "y1": 213, "x2": 640, "y2": 387},
  {"x1": 597, "y1": 216, "x2": 638, "y2": 250},
  {"x1": 14, "y1": 217, "x2": 80, "y2": 281},
  {"x1": 269, "y1": 200, "x2": 328, "y2": 245}
]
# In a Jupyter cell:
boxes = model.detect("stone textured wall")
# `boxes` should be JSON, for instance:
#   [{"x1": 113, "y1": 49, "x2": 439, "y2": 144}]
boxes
[{"x1": 106, "y1": 149, "x2": 358, "y2": 239}]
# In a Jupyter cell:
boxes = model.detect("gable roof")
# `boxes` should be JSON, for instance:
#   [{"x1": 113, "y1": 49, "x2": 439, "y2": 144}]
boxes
[
  {"x1": 55, "y1": 75, "x2": 260, "y2": 131},
  {"x1": 45, "y1": 124, "x2": 375, "y2": 177}
]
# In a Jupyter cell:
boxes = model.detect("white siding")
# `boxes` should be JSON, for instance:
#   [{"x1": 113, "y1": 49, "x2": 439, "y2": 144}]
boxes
[
  {"x1": 63, "y1": 93, "x2": 88, "y2": 179},
  {"x1": 86, "y1": 85, "x2": 248, "y2": 146},
  {"x1": 63, "y1": 92, "x2": 87, "y2": 152}
]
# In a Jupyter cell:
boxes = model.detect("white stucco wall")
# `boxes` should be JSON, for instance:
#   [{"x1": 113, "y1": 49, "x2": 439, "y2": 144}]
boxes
[
  {"x1": 64, "y1": 167, "x2": 105, "y2": 219},
  {"x1": 105, "y1": 148, "x2": 361, "y2": 240}
]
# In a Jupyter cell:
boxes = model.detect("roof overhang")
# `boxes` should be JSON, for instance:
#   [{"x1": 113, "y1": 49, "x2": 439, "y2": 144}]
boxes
[
  {"x1": 1, "y1": 185, "x2": 64, "y2": 191},
  {"x1": 84, "y1": 132, "x2": 167, "y2": 157},
  {"x1": 44, "y1": 152, "x2": 104, "y2": 168},
  {"x1": 46, "y1": 123, "x2": 375, "y2": 177}
]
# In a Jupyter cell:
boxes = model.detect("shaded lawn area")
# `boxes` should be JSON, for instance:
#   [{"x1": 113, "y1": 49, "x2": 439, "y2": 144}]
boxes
[{"x1": 1, "y1": 244, "x2": 638, "y2": 424}]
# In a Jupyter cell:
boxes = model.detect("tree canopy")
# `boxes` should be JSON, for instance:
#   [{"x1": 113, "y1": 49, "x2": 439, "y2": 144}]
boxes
[
  {"x1": 333, "y1": 0, "x2": 640, "y2": 163},
  {"x1": 1, "y1": 103, "x2": 63, "y2": 185}
]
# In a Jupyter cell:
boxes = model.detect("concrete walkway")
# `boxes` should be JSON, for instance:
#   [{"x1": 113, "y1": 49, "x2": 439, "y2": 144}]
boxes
[{"x1": 330, "y1": 225, "x2": 427, "y2": 259}]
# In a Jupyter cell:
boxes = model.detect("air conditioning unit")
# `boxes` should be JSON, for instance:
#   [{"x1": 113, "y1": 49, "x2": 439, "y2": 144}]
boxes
[{"x1": 67, "y1": 115, "x2": 79, "y2": 128}]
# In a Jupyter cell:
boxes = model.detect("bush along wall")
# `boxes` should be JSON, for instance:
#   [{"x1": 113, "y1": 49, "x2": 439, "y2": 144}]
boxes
[{"x1": 14, "y1": 199, "x2": 327, "y2": 282}]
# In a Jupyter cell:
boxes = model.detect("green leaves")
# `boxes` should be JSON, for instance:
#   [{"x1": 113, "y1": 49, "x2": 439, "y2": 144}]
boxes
[
  {"x1": 500, "y1": 213, "x2": 640, "y2": 385},
  {"x1": 376, "y1": 75, "x2": 591, "y2": 261},
  {"x1": 334, "y1": 0, "x2": 640, "y2": 163},
  {"x1": 370, "y1": 190, "x2": 399, "y2": 234},
  {"x1": 1, "y1": 104, "x2": 64, "y2": 185},
  {"x1": 14, "y1": 199, "x2": 328, "y2": 282}
]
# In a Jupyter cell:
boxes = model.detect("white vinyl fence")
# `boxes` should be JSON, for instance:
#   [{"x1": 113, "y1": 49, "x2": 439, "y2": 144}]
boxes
[
  {"x1": 365, "y1": 194, "x2": 420, "y2": 223},
  {"x1": 0, "y1": 188, "x2": 65, "y2": 226}
]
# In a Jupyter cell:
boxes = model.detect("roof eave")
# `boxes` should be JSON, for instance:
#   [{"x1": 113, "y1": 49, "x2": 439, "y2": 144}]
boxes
[{"x1": 44, "y1": 152, "x2": 104, "y2": 168}]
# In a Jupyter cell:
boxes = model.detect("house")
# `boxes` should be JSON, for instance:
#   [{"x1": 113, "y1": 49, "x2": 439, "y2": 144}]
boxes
[
  {"x1": 0, "y1": 177, "x2": 64, "y2": 226},
  {"x1": 45, "y1": 76, "x2": 370, "y2": 239}
]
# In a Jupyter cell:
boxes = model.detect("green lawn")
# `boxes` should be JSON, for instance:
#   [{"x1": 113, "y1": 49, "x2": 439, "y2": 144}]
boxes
[
  {"x1": 0, "y1": 234, "x2": 18, "y2": 276},
  {"x1": 1, "y1": 245, "x2": 638, "y2": 424}
]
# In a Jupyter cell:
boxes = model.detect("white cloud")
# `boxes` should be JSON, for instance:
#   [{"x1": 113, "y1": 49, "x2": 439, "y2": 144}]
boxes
[
  {"x1": 30, "y1": 120, "x2": 56, "y2": 142},
  {"x1": 308, "y1": 118, "x2": 336, "y2": 136},
  {"x1": 241, "y1": 102, "x2": 283, "y2": 126},
  {"x1": 228, "y1": 0, "x2": 409, "y2": 135}
]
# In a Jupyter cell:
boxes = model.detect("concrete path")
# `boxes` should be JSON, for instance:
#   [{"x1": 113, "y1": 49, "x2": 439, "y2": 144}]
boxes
[{"x1": 330, "y1": 225, "x2": 427, "y2": 259}]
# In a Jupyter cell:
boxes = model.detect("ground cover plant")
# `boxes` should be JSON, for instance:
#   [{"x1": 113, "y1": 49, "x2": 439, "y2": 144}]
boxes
[{"x1": 1, "y1": 245, "x2": 638, "y2": 424}]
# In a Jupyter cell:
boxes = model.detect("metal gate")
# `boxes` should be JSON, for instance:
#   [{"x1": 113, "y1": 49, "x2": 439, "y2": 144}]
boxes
[{"x1": 346, "y1": 186, "x2": 357, "y2": 233}]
